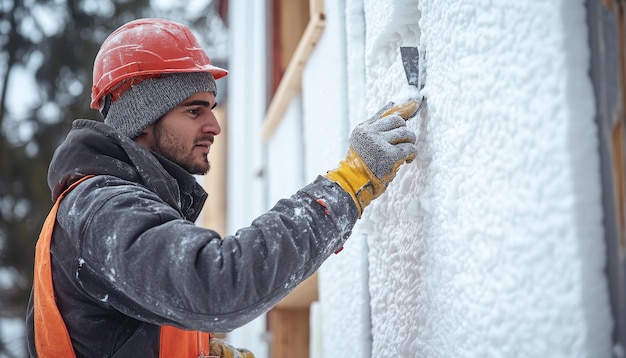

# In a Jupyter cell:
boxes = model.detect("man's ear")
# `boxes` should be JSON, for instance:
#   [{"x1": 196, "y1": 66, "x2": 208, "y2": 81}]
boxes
[{"x1": 133, "y1": 124, "x2": 155, "y2": 148}]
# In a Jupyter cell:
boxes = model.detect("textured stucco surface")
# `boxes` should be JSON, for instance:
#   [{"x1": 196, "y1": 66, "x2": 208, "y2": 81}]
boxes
[{"x1": 317, "y1": 0, "x2": 613, "y2": 357}]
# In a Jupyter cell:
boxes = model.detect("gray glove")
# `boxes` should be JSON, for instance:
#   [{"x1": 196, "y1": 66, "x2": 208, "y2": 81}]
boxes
[{"x1": 325, "y1": 101, "x2": 418, "y2": 217}]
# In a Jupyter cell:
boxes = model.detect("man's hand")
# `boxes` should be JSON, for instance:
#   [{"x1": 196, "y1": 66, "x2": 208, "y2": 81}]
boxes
[
  {"x1": 209, "y1": 337, "x2": 255, "y2": 358},
  {"x1": 325, "y1": 103, "x2": 418, "y2": 217}
]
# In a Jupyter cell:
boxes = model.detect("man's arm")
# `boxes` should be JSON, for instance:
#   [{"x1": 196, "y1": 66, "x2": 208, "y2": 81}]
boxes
[{"x1": 60, "y1": 175, "x2": 357, "y2": 332}]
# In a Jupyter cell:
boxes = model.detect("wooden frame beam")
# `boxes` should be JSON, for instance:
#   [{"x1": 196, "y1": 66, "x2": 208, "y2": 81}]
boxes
[{"x1": 261, "y1": 0, "x2": 325, "y2": 141}]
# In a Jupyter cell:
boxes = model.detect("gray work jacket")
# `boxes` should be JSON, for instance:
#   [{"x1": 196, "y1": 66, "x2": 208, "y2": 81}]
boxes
[{"x1": 26, "y1": 119, "x2": 357, "y2": 357}]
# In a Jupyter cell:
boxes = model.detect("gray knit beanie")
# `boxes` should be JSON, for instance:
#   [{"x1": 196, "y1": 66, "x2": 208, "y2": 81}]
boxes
[{"x1": 104, "y1": 72, "x2": 217, "y2": 138}]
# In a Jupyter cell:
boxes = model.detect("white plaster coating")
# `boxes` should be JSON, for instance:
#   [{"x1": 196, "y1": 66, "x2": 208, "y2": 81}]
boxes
[
  {"x1": 228, "y1": 0, "x2": 613, "y2": 356},
  {"x1": 363, "y1": 0, "x2": 421, "y2": 129},
  {"x1": 359, "y1": 0, "x2": 612, "y2": 356}
]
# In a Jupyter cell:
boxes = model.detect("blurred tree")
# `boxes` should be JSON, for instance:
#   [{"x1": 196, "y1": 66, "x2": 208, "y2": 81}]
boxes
[{"x1": 0, "y1": 0, "x2": 228, "y2": 355}]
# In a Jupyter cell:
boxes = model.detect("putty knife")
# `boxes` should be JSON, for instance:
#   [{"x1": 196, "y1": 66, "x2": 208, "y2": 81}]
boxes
[{"x1": 377, "y1": 46, "x2": 423, "y2": 120}]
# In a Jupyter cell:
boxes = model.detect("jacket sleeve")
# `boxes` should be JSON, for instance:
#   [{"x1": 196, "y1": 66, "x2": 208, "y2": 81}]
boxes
[{"x1": 58, "y1": 175, "x2": 358, "y2": 332}]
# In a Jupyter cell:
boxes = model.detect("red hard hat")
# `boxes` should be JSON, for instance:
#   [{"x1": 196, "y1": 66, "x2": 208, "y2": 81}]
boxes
[{"x1": 90, "y1": 18, "x2": 228, "y2": 110}]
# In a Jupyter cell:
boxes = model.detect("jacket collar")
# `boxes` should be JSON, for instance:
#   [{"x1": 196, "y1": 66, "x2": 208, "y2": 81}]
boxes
[{"x1": 48, "y1": 119, "x2": 207, "y2": 221}]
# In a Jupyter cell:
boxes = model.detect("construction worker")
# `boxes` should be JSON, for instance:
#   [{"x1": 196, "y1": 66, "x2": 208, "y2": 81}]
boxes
[{"x1": 25, "y1": 18, "x2": 417, "y2": 357}]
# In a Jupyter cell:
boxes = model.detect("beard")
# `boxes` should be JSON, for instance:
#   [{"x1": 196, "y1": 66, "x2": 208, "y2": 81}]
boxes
[{"x1": 152, "y1": 121, "x2": 212, "y2": 175}]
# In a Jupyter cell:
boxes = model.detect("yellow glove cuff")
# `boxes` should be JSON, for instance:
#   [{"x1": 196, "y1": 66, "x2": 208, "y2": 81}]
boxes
[{"x1": 325, "y1": 147, "x2": 386, "y2": 218}]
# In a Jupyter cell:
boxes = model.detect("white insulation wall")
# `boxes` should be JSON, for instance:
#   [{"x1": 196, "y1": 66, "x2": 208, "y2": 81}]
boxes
[{"x1": 312, "y1": 0, "x2": 614, "y2": 357}]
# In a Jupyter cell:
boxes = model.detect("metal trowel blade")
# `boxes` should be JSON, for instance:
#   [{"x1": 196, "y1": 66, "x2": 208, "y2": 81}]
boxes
[{"x1": 400, "y1": 46, "x2": 420, "y2": 89}]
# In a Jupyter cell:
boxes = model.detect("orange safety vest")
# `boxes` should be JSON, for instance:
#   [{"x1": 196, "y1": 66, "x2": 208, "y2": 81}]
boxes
[{"x1": 33, "y1": 175, "x2": 212, "y2": 357}]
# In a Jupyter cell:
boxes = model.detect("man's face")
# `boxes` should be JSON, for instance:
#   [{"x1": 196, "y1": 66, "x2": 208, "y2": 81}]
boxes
[{"x1": 137, "y1": 91, "x2": 221, "y2": 175}]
